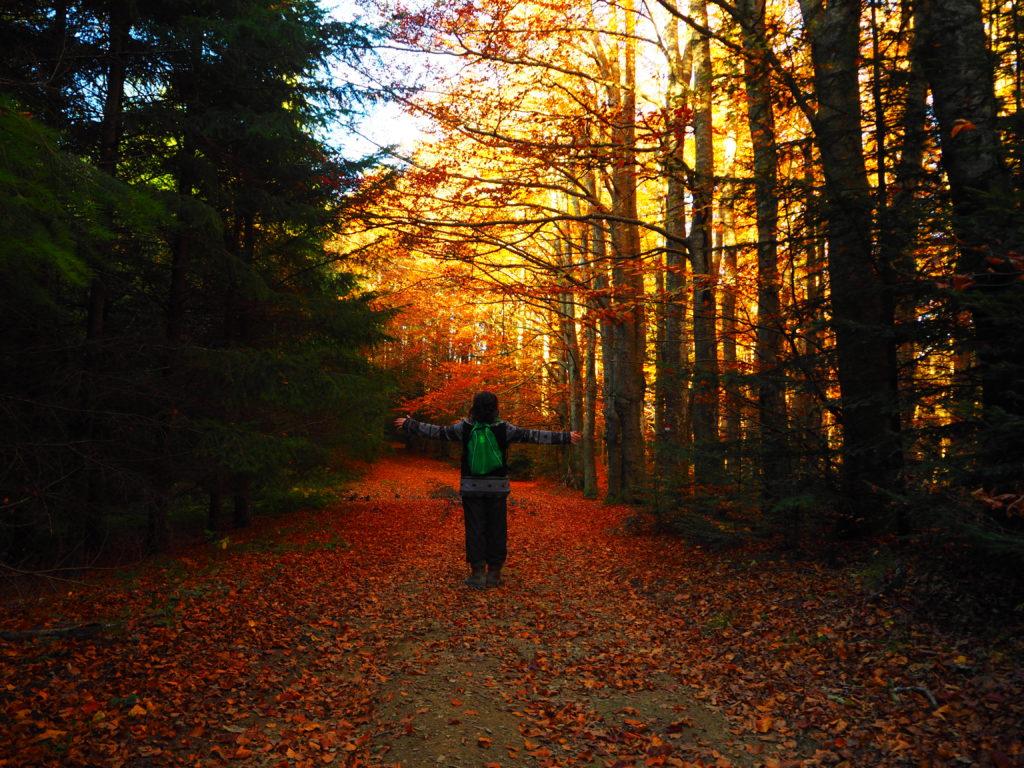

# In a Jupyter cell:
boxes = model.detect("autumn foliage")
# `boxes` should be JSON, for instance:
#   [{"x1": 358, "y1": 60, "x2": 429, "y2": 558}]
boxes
[
  {"x1": 3, "y1": 0, "x2": 1024, "y2": 763},
  {"x1": 343, "y1": 0, "x2": 1024, "y2": 549}
]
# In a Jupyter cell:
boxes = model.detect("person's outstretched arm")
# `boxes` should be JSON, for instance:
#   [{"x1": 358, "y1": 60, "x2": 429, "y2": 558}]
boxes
[
  {"x1": 394, "y1": 416, "x2": 464, "y2": 442},
  {"x1": 506, "y1": 423, "x2": 581, "y2": 445}
]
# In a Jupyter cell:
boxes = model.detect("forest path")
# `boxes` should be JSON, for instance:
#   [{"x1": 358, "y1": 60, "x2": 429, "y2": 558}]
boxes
[{"x1": 1, "y1": 452, "x2": 1020, "y2": 767}]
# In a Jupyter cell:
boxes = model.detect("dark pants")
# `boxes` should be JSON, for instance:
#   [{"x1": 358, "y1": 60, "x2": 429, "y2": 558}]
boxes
[{"x1": 462, "y1": 493, "x2": 508, "y2": 566}]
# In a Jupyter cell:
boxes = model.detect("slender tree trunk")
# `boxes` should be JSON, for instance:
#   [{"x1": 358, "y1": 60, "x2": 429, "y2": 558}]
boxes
[
  {"x1": 654, "y1": 256, "x2": 667, "y2": 446},
  {"x1": 582, "y1": 172, "x2": 602, "y2": 498},
  {"x1": 167, "y1": 34, "x2": 204, "y2": 347},
  {"x1": 737, "y1": 0, "x2": 790, "y2": 515},
  {"x1": 688, "y1": 2, "x2": 721, "y2": 485},
  {"x1": 81, "y1": 2, "x2": 133, "y2": 551},
  {"x1": 597, "y1": 252, "x2": 622, "y2": 501},
  {"x1": 719, "y1": 181, "x2": 741, "y2": 477},
  {"x1": 88, "y1": 0, "x2": 130, "y2": 336},
  {"x1": 880, "y1": 4, "x2": 931, "y2": 464},
  {"x1": 45, "y1": 1, "x2": 73, "y2": 129},
  {"x1": 209, "y1": 486, "x2": 228, "y2": 532},
  {"x1": 581, "y1": 173, "x2": 602, "y2": 499},
  {"x1": 556, "y1": 221, "x2": 583, "y2": 487},
  {"x1": 232, "y1": 214, "x2": 259, "y2": 524},
  {"x1": 799, "y1": 0, "x2": 903, "y2": 533},
  {"x1": 87, "y1": 0, "x2": 130, "y2": 341},
  {"x1": 792, "y1": 145, "x2": 828, "y2": 483},
  {"x1": 582, "y1": 313, "x2": 599, "y2": 498},
  {"x1": 657, "y1": 9, "x2": 693, "y2": 487},
  {"x1": 233, "y1": 476, "x2": 252, "y2": 528}
]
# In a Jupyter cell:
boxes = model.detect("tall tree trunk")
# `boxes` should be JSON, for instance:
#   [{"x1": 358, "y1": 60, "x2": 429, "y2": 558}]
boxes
[
  {"x1": 88, "y1": 0, "x2": 130, "y2": 337},
  {"x1": 879, "y1": 4, "x2": 930, "y2": 463},
  {"x1": 737, "y1": 0, "x2": 790, "y2": 515},
  {"x1": 582, "y1": 308, "x2": 600, "y2": 498},
  {"x1": 582, "y1": 172, "x2": 602, "y2": 498},
  {"x1": 597, "y1": 251, "x2": 622, "y2": 501},
  {"x1": 45, "y1": 1, "x2": 73, "y2": 129},
  {"x1": 799, "y1": 0, "x2": 903, "y2": 533},
  {"x1": 87, "y1": 0, "x2": 131, "y2": 341},
  {"x1": 233, "y1": 476, "x2": 252, "y2": 528},
  {"x1": 719, "y1": 180, "x2": 741, "y2": 477},
  {"x1": 232, "y1": 214, "x2": 258, "y2": 524},
  {"x1": 656, "y1": 9, "x2": 693, "y2": 486},
  {"x1": 556, "y1": 220, "x2": 583, "y2": 487},
  {"x1": 688, "y1": 2, "x2": 721, "y2": 485},
  {"x1": 81, "y1": 1, "x2": 132, "y2": 551},
  {"x1": 917, "y1": 0, "x2": 1023, "y2": 482},
  {"x1": 792, "y1": 145, "x2": 829, "y2": 483},
  {"x1": 167, "y1": 33, "x2": 204, "y2": 347},
  {"x1": 599, "y1": 0, "x2": 648, "y2": 503}
]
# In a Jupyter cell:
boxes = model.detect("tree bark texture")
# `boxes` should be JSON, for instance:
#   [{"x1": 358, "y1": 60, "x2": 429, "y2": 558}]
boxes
[
  {"x1": 602, "y1": 0, "x2": 648, "y2": 502},
  {"x1": 688, "y1": 1, "x2": 721, "y2": 485},
  {"x1": 917, "y1": 0, "x2": 1023, "y2": 431},
  {"x1": 656, "y1": 9, "x2": 693, "y2": 485},
  {"x1": 799, "y1": 0, "x2": 903, "y2": 531},
  {"x1": 737, "y1": 0, "x2": 790, "y2": 510}
]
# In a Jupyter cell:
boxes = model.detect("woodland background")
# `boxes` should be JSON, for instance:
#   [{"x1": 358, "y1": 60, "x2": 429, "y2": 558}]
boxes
[{"x1": 2, "y1": 0, "x2": 1024, "y2": 586}]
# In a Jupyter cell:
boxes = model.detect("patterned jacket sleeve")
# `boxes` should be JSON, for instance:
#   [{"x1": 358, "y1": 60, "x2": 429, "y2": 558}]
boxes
[
  {"x1": 402, "y1": 417, "x2": 465, "y2": 442},
  {"x1": 505, "y1": 423, "x2": 572, "y2": 445}
]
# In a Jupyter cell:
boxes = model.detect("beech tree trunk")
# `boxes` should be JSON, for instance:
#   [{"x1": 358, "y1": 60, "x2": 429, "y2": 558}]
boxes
[
  {"x1": 799, "y1": 0, "x2": 903, "y2": 533},
  {"x1": 599, "y1": 0, "x2": 647, "y2": 503},
  {"x1": 880, "y1": 3, "x2": 930, "y2": 445},
  {"x1": 555, "y1": 221, "x2": 583, "y2": 488},
  {"x1": 656, "y1": 10, "x2": 693, "y2": 485},
  {"x1": 688, "y1": 3, "x2": 721, "y2": 485},
  {"x1": 791, "y1": 146, "x2": 828, "y2": 483},
  {"x1": 719, "y1": 181, "x2": 741, "y2": 477},
  {"x1": 582, "y1": 172, "x2": 602, "y2": 498},
  {"x1": 917, "y1": 0, "x2": 1023, "y2": 455},
  {"x1": 737, "y1": 0, "x2": 790, "y2": 512}
]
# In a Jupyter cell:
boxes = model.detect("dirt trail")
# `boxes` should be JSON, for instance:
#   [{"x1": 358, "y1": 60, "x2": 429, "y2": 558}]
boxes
[
  {"x1": 351, "y1": 454, "x2": 747, "y2": 768},
  {"x1": 2, "y1": 452, "x2": 1020, "y2": 767}
]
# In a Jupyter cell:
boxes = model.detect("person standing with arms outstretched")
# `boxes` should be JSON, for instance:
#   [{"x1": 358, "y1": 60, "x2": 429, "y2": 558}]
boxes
[{"x1": 394, "y1": 391, "x2": 581, "y2": 589}]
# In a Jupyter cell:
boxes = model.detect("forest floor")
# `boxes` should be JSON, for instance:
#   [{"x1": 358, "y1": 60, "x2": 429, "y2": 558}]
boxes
[{"x1": 1, "y1": 451, "x2": 1022, "y2": 768}]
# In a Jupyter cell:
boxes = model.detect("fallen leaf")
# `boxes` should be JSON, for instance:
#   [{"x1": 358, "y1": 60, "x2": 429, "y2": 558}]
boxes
[{"x1": 951, "y1": 119, "x2": 976, "y2": 137}]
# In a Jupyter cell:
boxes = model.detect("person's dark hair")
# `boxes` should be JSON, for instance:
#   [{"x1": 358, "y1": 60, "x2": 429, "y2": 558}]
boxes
[{"x1": 469, "y1": 391, "x2": 499, "y2": 423}]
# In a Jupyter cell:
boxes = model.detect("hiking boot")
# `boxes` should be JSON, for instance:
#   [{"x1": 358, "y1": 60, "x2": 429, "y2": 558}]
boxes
[
  {"x1": 485, "y1": 565, "x2": 503, "y2": 588},
  {"x1": 465, "y1": 565, "x2": 487, "y2": 589}
]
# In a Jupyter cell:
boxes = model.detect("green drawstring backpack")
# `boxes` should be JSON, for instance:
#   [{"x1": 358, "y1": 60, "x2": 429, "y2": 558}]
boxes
[{"x1": 467, "y1": 421, "x2": 504, "y2": 476}]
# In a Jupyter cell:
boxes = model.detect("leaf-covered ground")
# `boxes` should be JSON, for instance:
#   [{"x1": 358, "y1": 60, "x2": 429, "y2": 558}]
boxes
[{"x1": 2, "y1": 453, "x2": 1022, "y2": 768}]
